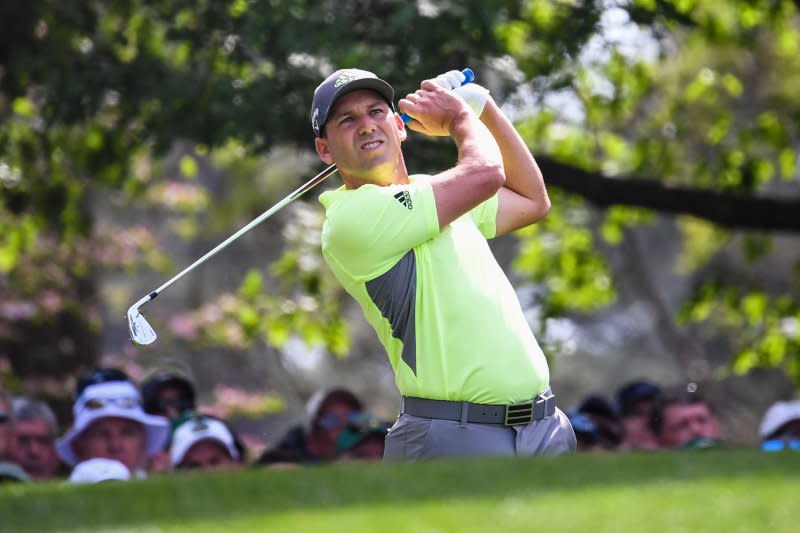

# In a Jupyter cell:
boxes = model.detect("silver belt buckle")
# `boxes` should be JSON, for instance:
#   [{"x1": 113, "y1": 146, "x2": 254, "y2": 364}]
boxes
[{"x1": 504, "y1": 401, "x2": 534, "y2": 426}]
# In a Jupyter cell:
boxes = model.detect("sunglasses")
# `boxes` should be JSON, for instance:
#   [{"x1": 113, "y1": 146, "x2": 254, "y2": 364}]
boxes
[
  {"x1": 0, "y1": 411, "x2": 8, "y2": 424},
  {"x1": 317, "y1": 411, "x2": 365, "y2": 431},
  {"x1": 761, "y1": 439, "x2": 800, "y2": 452},
  {"x1": 82, "y1": 396, "x2": 140, "y2": 410}
]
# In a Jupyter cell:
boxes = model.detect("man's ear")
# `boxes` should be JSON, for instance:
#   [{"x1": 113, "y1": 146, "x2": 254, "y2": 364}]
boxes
[
  {"x1": 315, "y1": 137, "x2": 334, "y2": 164},
  {"x1": 394, "y1": 113, "x2": 407, "y2": 142}
]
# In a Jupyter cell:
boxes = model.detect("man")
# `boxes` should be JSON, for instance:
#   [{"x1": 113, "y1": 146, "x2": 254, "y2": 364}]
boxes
[
  {"x1": 615, "y1": 380, "x2": 661, "y2": 451},
  {"x1": 141, "y1": 362, "x2": 197, "y2": 421},
  {"x1": 257, "y1": 387, "x2": 365, "y2": 465},
  {"x1": 55, "y1": 368, "x2": 169, "y2": 478},
  {"x1": 573, "y1": 394, "x2": 623, "y2": 450},
  {"x1": 170, "y1": 414, "x2": 244, "y2": 471},
  {"x1": 759, "y1": 399, "x2": 800, "y2": 452},
  {"x1": 650, "y1": 386, "x2": 722, "y2": 449},
  {"x1": 0, "y1": 390, "x2": 28, "y2": 482},
  {"x1": 311, "y1": 68, "x2": 574, "y2": 459},
  {"x1": 9, "y1": 397, "x2": 64, "y2": 479}
]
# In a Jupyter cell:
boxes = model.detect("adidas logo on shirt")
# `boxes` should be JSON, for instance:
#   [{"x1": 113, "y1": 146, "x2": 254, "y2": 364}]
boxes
[{"x1": 394, "y1": 190, "x2": 413, "y2": 210}]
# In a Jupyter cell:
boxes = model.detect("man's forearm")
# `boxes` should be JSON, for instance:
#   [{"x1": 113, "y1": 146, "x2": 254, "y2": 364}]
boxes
[{"x1": 481, "y1": 99, "x2": 547, "y2": 203}]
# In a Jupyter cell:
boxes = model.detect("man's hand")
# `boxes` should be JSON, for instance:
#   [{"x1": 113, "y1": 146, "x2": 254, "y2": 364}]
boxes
[
  {"x1": 398, "y1": 79, "x2": 473, "y2": 137},
  {"x1": 431, "y1": 70, "x2": 490, "y2": 118}
]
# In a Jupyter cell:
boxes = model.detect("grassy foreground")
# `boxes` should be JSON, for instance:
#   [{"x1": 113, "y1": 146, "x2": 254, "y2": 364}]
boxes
[{"x1": 0, "y1": 450, "x2": 797, "y2": 532}]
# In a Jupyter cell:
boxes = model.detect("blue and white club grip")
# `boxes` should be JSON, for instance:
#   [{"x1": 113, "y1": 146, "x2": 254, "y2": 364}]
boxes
[{"x1": 400, "y1": 68, "x2": 476, "y2": 124}]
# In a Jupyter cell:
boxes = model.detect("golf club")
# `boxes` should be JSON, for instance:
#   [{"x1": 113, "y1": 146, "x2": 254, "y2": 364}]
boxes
[{"x1": 128, "y1": 68, "x2": 475, "y2": 345}]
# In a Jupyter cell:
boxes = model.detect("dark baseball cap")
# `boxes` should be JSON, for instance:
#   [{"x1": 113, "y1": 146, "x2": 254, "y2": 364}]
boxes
[{"x1": 311, "y1": 69, "x2": 395, "y2": 137}]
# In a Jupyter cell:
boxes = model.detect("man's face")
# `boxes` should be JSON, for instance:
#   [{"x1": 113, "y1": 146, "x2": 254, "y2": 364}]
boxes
[
  {"x1": 316, "y1": 399, "x2": 361, "y2": 443},
  {"x1": 74, "y1": 417, "x2": 147, "y2": 473},
  {"x1": 659, "y1": 403, "x2": 721, "y2": 448},
  {"x1": 315, "y1": 90, "x2": 406, "y2": 185},
  {"x1": 179, "y1": 440, "x2": 238, "y2": 471},
  {"x1": 10, "y1": 419, "x2": 61, "y2": 479},
  {"x1": 621, "y1": 415, "x2": 660, "y2": 451},
  {"x1": 154, "y1": 384, "x2": 193, "y2": 420}
]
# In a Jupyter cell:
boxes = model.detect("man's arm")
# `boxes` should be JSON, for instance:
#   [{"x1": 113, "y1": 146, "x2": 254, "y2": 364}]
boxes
[
  {"x1": 479, "y1": 98, "x2": 551, "y2": 236},
  {"x1": 399, "y1": 80, "x2": 505, "y2": 230}
]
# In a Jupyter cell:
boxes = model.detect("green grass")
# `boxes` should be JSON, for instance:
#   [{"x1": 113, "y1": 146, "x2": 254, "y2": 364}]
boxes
[{"x1": 1, "y1": 450, "x2": 798, "y2": 532}]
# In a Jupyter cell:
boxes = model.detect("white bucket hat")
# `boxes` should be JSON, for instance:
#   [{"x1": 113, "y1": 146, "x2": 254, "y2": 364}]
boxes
[
  {"x1": 170, "y1": 415, "x2": 239, "y2": 467},
  {"x1": 55, "y1": 380, "x2": 169, "y2": 466},
  {"x1": 759, "y1": 400, "x2": 800, "y2": 439}
]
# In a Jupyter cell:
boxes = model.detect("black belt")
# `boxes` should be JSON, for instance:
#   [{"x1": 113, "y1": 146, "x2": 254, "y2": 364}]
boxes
[{"x1": 401, "y1": 388, "x2": 556, "y2": 426}]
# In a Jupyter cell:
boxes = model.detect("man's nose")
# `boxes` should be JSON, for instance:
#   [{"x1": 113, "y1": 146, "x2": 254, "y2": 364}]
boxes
[{"x1": 357, "y1": 115, "x2": 377, "y2": 134}]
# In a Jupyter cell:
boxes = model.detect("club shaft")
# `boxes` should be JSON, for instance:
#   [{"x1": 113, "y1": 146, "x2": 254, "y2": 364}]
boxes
[
  {"x1": 145, "y1": 163, "x2": 339, "y2": 301},
  {"x1": 133, "y1": 67, "x2": 476, "y2": 309}
]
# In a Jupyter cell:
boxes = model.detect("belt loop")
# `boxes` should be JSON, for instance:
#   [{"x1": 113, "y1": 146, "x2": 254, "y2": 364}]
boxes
[{"x1": 459, "y1": 402, "x2": 469, "y2": 424}]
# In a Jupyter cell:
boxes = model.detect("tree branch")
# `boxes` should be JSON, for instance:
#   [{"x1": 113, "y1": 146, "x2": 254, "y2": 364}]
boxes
[{"x1": 537, "y1": 156, "x2": 800, "y2": 233}]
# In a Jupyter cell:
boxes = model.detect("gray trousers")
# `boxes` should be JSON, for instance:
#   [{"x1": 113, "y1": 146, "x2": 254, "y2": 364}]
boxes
[{"x1": 383, "y1": 407, "x2": 576, "y2": 461}]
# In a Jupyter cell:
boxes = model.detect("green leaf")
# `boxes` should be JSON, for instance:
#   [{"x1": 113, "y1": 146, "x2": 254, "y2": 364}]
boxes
[
  {"x1": 12, "y1": 98, "x2": 35, "y2": 117},
  {"x1": 179, "y1": 154, "x2": 198, "y2": 178},
  {"x1": 238, "y1": 270, "x2": 264, "y2": 300}
]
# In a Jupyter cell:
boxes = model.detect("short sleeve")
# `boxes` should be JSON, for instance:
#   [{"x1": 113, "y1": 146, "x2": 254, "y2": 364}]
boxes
[
  {"x1": 320, "y1": 179, "x2": 440, "y2": 281},
  {"x1": 469, "y1": 193, "x2": 499, "y2": 239}
]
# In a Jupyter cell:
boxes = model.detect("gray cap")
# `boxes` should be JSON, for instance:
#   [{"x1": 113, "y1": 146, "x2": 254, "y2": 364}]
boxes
[{"x1": 311, "y1": 69, "x2": 395, "y2": 137}]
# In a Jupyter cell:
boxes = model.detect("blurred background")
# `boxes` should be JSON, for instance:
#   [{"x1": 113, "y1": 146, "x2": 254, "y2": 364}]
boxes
[{"x1": 2, "y1": 0, "x2": 799, "y2": 456}]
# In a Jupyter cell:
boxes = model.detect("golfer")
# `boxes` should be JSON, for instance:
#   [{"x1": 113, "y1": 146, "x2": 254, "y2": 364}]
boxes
[{"x1": 311, "y1": 68, "x2": 575, "y2": 459}]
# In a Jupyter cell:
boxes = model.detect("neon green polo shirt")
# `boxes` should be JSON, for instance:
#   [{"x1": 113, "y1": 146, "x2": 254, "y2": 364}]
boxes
[{"x1": 319, "y1": 174, "x2": 549, "y2": 405}]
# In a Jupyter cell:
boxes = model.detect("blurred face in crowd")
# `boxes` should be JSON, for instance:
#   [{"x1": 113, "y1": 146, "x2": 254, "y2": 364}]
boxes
[
  {"x1": 627, "y1": 398, "x2": 657, "y2": 419},
  {"x1": 659, "y1": 402, "x2": 721, "y2": 448},
  {"x1": 0, "y1": 396, "x2": 11, "y2": 459},
  {"x1": 154, "y1": 384, "x2": 193, "y2": 420},
  {"x1": 310, "y1": 398, "x2": 362, "y2": 460},
  {"x1": 621, "y1": 415, "x2": 659, "y2": 451},
  {"x1": 74, "y1": 417, "x2": 147, "y2": 473},
  {"x1": 179, "y1": 440, "x2": 239, "y2": 471},
  {"x1": 10, "y1": 419, "x2": 61, "y2": 479}
]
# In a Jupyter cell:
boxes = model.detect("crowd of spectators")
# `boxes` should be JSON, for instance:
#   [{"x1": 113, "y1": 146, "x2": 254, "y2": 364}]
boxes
[
  {"x1": 1, "y1": 369, "x2": 798, "y2": 484},
  {"x1": 568, "y1": 379, "x2": 754, "y2": 452}
]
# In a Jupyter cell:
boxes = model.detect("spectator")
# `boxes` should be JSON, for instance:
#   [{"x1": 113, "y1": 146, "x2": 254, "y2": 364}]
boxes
[
  {"x1": 9, "y1": 397, "x2": 64, "y2": 479},
  {"x1": 257, "y1": 387, "x2": 365, "y2": 465},
  {"x1": 759, "y1": 400, "x2": 800, "y2": 452},
  {"x1": 141, "y1": 362, "x2": 197, "y2": 421},
  {"x1": 170, "y1": 414, "x2": 245, "y2": 471},
  {"x1": 55, "y1": 368, "x2": 169, "y2": 479},
  {"x1": 0, "y1": 390, "x2": 13, "y2": 460},
  {"x1": 336, "y1": 414, "x2": 390, "y2": 461},
  {"x1": 0, "y1": 389, "x2": 28, "y2": 484},
  {"x1": 615, "y1": 380, "x2": 661, "y2": 451},
  {"x1": 650, "y1": 385, "x2": 722, "y2": 450},
  {"x1": 566, "y1": 411, "x2": 606, "y2": 453},
  {"x1": 573, "y1": 394, "x2": 623, "y2": 450}
]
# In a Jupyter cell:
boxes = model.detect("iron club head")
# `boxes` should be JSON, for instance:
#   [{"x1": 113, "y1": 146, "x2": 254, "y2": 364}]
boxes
[{"x1": 127, "y1": 298, "x2": 157, "y2": 345}]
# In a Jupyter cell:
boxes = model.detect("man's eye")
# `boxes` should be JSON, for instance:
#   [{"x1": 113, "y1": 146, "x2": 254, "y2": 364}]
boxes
[{"x1": 339, "y1": 116, "x2": 353, "y2": 125}]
